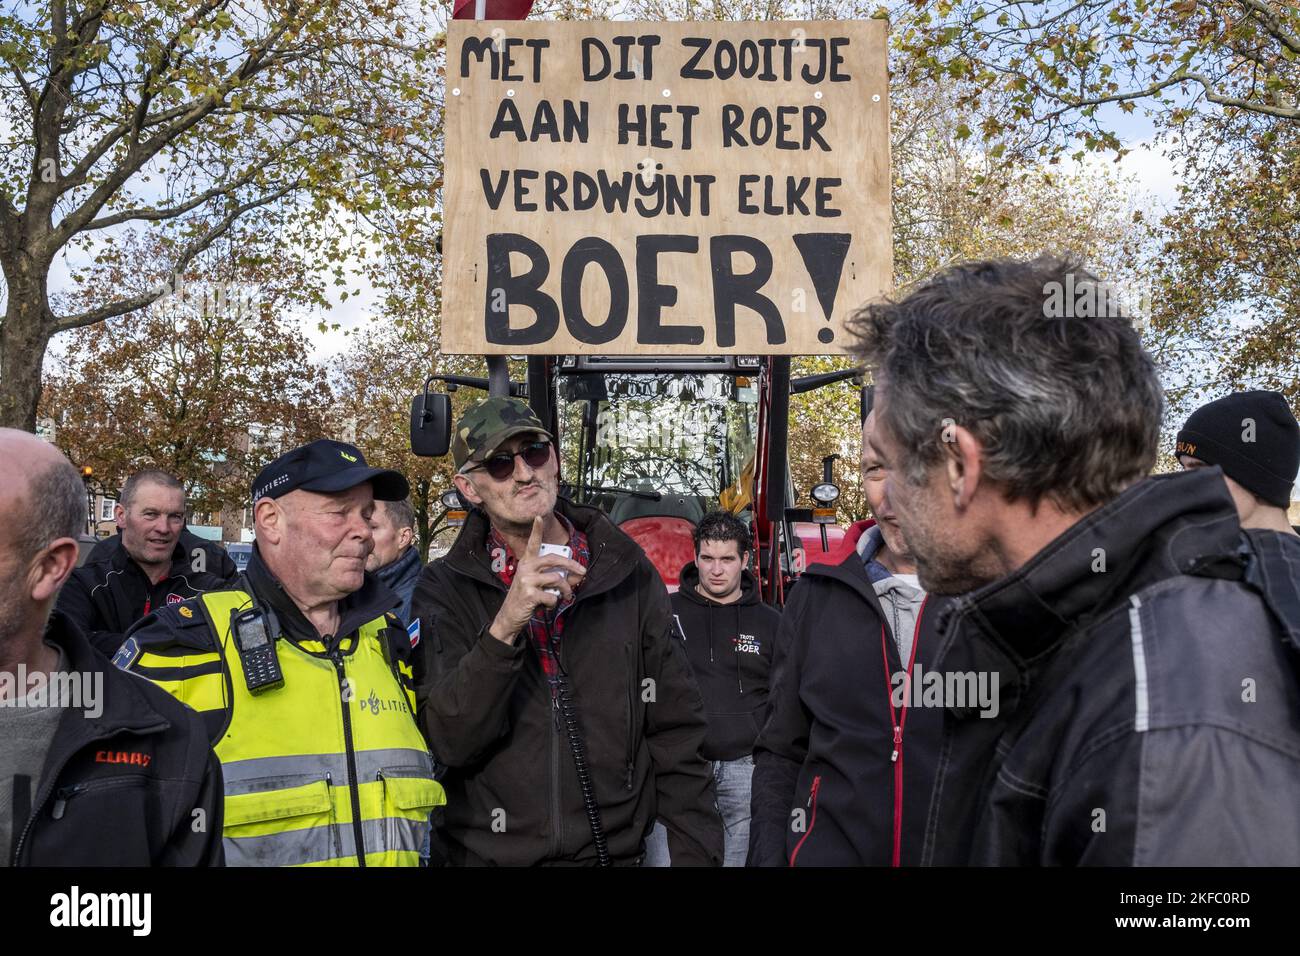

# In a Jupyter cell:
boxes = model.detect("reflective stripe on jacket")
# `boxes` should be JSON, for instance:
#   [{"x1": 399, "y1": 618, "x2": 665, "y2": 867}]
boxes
[{"x1": 124, "y1": 587, "x2": 445, "y2": 866}]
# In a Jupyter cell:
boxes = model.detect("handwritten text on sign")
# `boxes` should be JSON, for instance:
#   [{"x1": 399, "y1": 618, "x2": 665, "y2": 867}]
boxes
[{"x1": 441, "y1": 20, "x2": 891, "y2": 355}]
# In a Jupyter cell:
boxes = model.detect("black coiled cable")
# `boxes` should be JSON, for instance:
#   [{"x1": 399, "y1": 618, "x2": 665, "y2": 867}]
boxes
[{"x1": 554, "y1": 668, "x2": 612, "y2": 867}]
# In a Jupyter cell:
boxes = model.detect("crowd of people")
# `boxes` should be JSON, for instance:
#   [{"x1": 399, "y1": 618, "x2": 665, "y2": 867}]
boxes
[{"x1": 1, "y1": 255, "x2": 1297, "y2": 867}]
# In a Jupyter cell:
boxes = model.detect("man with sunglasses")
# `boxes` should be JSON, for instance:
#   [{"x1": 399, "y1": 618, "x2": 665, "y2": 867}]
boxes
[{"x1": 413, "y1": 397, "x2": 724, "y2": 866}]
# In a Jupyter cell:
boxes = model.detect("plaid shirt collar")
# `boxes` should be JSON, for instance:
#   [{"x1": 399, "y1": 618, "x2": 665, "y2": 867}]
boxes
[{"x1": 487, "y1": 512, "x2": 591, "y2": 695}]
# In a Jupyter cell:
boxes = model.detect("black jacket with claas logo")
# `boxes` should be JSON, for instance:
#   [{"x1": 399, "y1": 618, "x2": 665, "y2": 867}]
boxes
[
  {"x1": 413, "y1": 498, "x2": 724, "y2": 867},
  {"x1": 12, "y1": 611, "x2": 224, "y2": 866},
  {"x1": 56, "y1": 529, "x2": 238, "y2": 656},
  {"x1": 671, "y1": 563, "x2": 782, "y2": 761}
]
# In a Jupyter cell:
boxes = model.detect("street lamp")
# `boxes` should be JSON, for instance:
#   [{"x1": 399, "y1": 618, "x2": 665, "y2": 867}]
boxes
[{"x1": 79, "y1": 466, "x2": 95, "y2": 535}]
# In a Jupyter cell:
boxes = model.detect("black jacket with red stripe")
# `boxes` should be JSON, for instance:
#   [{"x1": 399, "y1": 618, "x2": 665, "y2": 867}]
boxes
[
  {"x1": 748, "y1": 521, "x2": 954, "y2": 866},
  {"x1": 56, "y1": 530, "x2": 238, "y2": 656}
]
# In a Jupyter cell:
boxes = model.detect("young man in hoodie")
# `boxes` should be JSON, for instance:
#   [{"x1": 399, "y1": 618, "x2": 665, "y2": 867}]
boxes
[
  {"x1": 644, "y1": 511, "x2": 782, "y2": 866},
  {"x1": 749, "y1": 412, "x2": 954, "y2": 866}
]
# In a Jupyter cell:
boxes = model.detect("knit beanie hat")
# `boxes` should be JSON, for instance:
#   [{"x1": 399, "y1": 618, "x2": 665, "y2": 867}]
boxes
[{"x1": 1176, "y1": 390, "x2": 1299, "y2": 508}]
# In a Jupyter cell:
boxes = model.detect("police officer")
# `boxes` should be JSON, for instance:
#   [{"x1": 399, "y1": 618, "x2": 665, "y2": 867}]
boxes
[{"x1": 116, "y1": 439, "x2": 445, "y2": 867}]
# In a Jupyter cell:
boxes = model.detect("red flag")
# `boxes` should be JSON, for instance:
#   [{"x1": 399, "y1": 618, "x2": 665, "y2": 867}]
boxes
[{"x1": 451, "y1": 0, "x2": 534, "y2": 18}]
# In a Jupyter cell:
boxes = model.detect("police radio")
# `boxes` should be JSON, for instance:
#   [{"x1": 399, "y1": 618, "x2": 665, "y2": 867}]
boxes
[{"x1": 230, "y1": 605, "x2": 285, "y2": 694}]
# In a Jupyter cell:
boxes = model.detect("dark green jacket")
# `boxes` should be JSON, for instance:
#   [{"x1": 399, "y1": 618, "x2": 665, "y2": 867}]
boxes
[{"x1": 413, "y1": 498, "x2": 723, "y2": 866}]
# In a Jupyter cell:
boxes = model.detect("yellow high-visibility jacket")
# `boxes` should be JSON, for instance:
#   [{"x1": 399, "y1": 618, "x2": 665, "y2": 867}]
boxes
[{"x1": 115, "y1": 587, "x2": 445, "y2": 867}]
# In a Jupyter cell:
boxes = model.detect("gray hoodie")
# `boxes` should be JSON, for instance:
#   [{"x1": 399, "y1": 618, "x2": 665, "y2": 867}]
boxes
[{"x1": 858, "y1": 524, "x2": 926, "y2": 663}]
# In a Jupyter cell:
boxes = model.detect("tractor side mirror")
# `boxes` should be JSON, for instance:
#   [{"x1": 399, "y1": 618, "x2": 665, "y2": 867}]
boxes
[{"x1": 410, "y1": 392, "x2": 452, "y2": 458}]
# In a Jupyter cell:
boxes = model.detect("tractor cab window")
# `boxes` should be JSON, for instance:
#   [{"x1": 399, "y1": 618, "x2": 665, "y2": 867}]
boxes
[{"x1": 558, "y1": 372, "x2": 758, "y2": 526}]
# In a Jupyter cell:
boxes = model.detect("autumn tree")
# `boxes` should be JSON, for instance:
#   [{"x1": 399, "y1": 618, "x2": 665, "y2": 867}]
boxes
[
  {"x1": 1150, "y1": 109, "x2": 1300, "y2": 423},
  {"x1": 889, "y1": 0, "x2": 1300, "y2": 430},
  {"x1": 40, "y1": 229, "x2": 332, "y2": 519},
  {"x1": 0, "y1": 0, "x2": 444, "y2": 431},
  {"x1": 328, "y1": 215, "x2": 506, "y2": 559},
  {"x1": 892, "y1": 0, "x2": 1300, "y2": 155}
]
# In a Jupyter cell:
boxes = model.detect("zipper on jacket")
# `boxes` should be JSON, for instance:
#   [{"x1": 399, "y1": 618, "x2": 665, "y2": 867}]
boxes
[
  {"x1": 624, "y1": 641, "x2": 636, "y2": 790},
  {"x1": 542, "y1": 548, "x2": 605, "y2": 852},
  {"x1": 879, "y1": 598, "x2": 928, "y2": 867},
  {"x1": 51, "y1": 784, "x2": 87, "y2": 820},
  {"x1": 788, "y1": 775, "x2": 822, "y2": 866},
  {"x1": 48, "y1": 776, "x2": 144, "y2": 819},
  {"x1": 549, "y1": 694, "x2": 563, "y2": 857},
  {"x1": 331, "y1": 647, "x2": 367, "y2": 867},
  {"x1": 11, "y1": 721, "x2": 165, "y2": 866}
]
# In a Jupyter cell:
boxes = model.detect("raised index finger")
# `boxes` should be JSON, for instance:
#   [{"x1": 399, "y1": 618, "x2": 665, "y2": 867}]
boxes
[{"x1": 525, "y1": 514, "x2": 545, "y2": 558}]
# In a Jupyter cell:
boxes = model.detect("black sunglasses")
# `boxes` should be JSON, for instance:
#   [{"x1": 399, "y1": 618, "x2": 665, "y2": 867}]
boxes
[{"x1": 467, "y1": 440, "x2": 552, "y2": 481}]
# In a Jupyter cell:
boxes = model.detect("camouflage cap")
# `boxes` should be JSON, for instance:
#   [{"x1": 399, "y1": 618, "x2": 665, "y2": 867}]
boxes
[{"x1": 452, "y1": 396, "x2": 552, "y2": 471}]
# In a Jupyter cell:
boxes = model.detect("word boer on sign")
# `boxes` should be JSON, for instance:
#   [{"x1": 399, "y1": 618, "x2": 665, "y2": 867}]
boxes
[{"x1": 480, "y1": 231, "x2": 851, "y2": 348}]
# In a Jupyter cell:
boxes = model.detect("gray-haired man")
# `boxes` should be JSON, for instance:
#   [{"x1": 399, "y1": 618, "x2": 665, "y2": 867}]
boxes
[{"x1": 850, "y1": 255, "x2": 1300, "y2": 865}]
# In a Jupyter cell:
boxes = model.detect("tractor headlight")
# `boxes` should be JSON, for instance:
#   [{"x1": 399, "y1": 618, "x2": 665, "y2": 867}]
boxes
[{"x1": 810, "y1": 482, "x2": 840, "y2": 506}]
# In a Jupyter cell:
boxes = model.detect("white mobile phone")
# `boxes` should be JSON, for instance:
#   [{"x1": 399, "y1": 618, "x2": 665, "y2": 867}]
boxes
[{"x1": 537, "y1": 543, "x2": 572, "y2": 595}]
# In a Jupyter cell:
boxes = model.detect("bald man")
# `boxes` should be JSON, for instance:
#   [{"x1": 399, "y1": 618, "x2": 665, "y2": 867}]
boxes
[{"x1": 0, "y1": 430, "x2": 222, "y2": 866}]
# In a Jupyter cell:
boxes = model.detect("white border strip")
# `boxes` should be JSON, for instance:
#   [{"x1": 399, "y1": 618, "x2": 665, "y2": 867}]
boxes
[{"x1": 1128, "y1": 594, "x2": 1149, "y2": 733}]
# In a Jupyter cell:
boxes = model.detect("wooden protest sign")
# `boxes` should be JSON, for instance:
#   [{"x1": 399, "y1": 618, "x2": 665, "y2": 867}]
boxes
[{"x1": 441, "y1": 19, "x2": 891, "y2": 355}]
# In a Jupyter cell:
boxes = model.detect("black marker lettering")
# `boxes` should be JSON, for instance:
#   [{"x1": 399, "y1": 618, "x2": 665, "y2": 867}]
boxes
[
  {"x1": 681, "y1": 37, "x2": 711, "y2": 79},
  {"x1": 513, "y1": 169, "x2": 538, "y2": 211},
  {"x1": 484, "y1": 234, "x2": 558, "y2": 345},
  {"x1": 636, "y1": 235, "x2": 703, "y2": 345},
  {"x1": 561, "y1": 238, "x2": 628, "y2": 345},
  {"x1": 544, "y1": 171, "x2": 569, "y2": 211},
  {"x1": 480, "y1": 169, "x2": 509, "y2": 210},
  {"x1": 710, "y1": 235, "x2": 785, "y2": 347}
]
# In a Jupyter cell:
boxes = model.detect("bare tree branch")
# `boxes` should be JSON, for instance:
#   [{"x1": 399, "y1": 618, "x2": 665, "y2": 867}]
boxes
[
  {"x1": 1236, "y1": 0, "x2": 1300, "y2": 55},
  {"x1": 80, "y1": 131, "x2": 305, "y2": 231},
  {"x1": 54, "y1": 182, "x2": 296, "y2": 332},
  {"x1": 47, "y1": 8, "x2": 303, "y2": 251}
]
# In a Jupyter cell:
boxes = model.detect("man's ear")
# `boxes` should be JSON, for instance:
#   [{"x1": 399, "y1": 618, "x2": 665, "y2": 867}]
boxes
[
  {"x1": 254, "y1": 498, "x2": 283, "y2": 545},
  {"x1": 113, "y1": 502, "x2": 126, "y2": 530},
  {"x1": 453, "y1": 473, "x2": 483, "y2": 507},
  {"x1": 397, "y1": 526, "x2": 415, "y2": 550},
  {"x1": 30, "y1": 538, "x2": 80, "y2": 603},
  {"x1": 944, "y1": 425, "x2": 985, "y2": 512}
]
